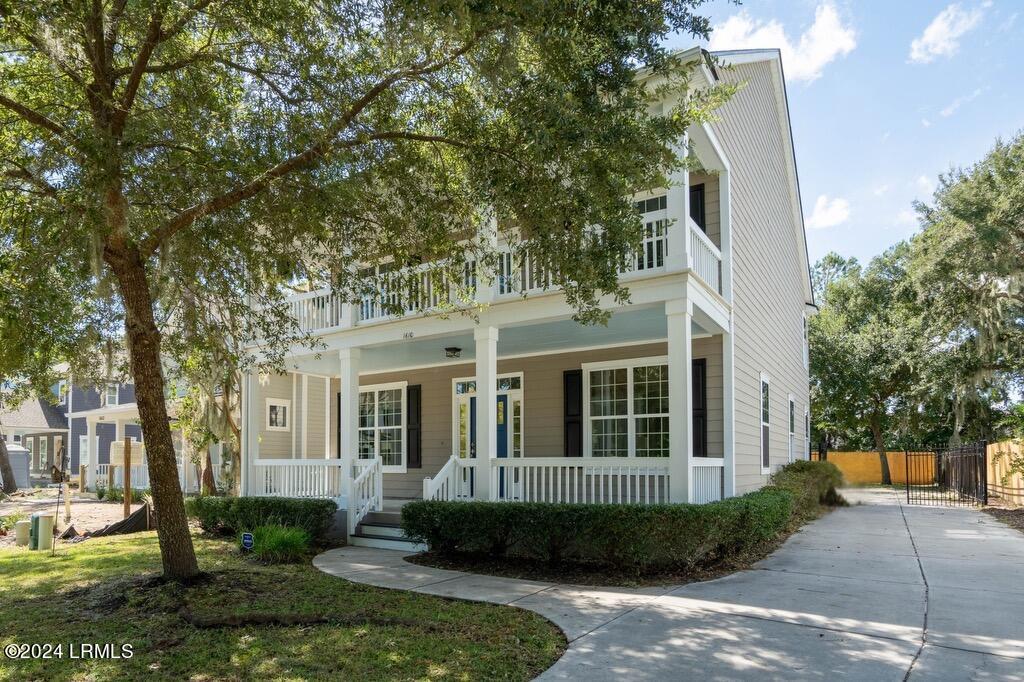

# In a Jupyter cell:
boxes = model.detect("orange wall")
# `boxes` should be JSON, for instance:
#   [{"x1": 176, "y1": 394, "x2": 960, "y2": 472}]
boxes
[
  {"x1": 988, "y1": 441, "x2": 1024, "y2": 506},
  {"x1": 812, "y1": 451, "x2": 935, "y2": 485}
]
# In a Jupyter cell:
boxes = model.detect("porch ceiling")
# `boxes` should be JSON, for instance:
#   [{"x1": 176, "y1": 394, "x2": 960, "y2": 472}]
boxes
[{"x1": 285, "y1": 305, "x2": 712, "y2": 376}]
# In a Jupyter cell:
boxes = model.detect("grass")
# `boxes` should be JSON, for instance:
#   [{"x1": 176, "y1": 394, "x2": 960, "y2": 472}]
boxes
[{"x1": 0, "y1": 533, "x2": 565, "y2": 681}]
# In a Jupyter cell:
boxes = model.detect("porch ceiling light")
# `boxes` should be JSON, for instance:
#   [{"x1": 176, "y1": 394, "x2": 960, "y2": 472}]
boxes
[{"x1": 445, "y1": 346, "x2": 462, "y2": 358}]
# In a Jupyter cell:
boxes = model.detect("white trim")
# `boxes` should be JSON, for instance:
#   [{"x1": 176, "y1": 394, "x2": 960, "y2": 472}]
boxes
[
  {"x1": 760, "y1": 373, "x2": 771, "y2": 474},
  {"x1": 265, "y1": 397, "x2": 291, "y2": 432},
  {"x1": 104, "y1": 384, "x2": 119, "y2": 407},
  {"x1": 357, "y1": 380, "x2": 408, "y2": 473},
  {"x1": 582, "y1": 355, "x2": 669, "y2": 459}
]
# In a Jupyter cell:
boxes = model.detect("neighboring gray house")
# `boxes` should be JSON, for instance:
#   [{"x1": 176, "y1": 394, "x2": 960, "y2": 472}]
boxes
[
  {"x1": 0, "y1": 396, "x2": 69, "y2": 476},
  {"x1": 240, "y1": 48, "x2": 815, "y2": 549}
]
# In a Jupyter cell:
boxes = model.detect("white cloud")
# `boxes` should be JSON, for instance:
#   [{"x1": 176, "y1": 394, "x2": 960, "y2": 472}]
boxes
[
  {"x1": 873, "y1": 184, "x2": 890, "y2": 196},
  {"x1": 916, "y1": 175, "x2": 935, "y2": 195},
  {"x1": 921, "y1": 118, "x2": 932, "y2": 128},
  {"x1": 940, "y1": 87, "x2": 983, "y2": 116},
  {"x1": 806, "y1": 194, "x2": 851, "y2": 229},
  {"x1": 1000, "y1": 13, "x2": 1018, "y2": 32},
  {"x1": 895, "y1": 209, "x2": 918, "y2": 226},
  {"x1": 909, "y1": 4, "x2": 984, "y2": 64},
  {"x1": 710, "y1": 3, "x2": 856, "y2": 83}
]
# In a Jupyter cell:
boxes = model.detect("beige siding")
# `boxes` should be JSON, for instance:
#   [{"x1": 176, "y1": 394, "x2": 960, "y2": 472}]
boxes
[
  {"x1": 254, "y1": 372, "x2": 294, "y2": 458},
  {"x1": 712, "y1": 60, "x2": 811, "y2": 493},
  {"x1": 304, "y1": 376, "x2": 328, "y2": 459},
  {"x1": 690, "y1": 171, "x2": 721, "y2": 247}
]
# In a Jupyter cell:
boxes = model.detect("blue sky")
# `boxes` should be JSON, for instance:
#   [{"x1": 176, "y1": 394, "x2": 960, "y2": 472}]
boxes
[{"x1": 666, "y1": 1, "x2": 1023, "y2": 266}]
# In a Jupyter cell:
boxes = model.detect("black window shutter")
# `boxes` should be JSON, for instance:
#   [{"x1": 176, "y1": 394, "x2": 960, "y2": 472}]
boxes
[
  {"x1": 407, "y1": 385, "x2": 422, "y2": 468},
  {"x1": 692, "y1": 359, "x2": 708, "y2": 458},
  {"x1": 564, "y1": 370, "x2": 583, "y2": 457}
]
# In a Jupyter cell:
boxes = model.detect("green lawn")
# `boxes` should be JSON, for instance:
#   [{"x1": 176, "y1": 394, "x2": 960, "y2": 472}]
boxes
[{"x1": 0, "y1": 533, "x2": 564, "y2": 681}]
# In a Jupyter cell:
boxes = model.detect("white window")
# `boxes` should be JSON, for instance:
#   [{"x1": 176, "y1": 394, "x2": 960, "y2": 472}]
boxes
[
  {"x1": 760, "y1": 374, "x2": 771, "y2": 473},
  {"x1": 805, "y1": 408, "x2": 811, "y2": 460},
  {"x1": 265, "y1": 398, "x2": 290, "y2": 431},
  {"x1": 788, "y1": 395, "x2": 796, "y2": 464},
  {"x1": 105, "y1": 384, "x2": 119, "y2": 407},
  {"x1": 39, "y1": 438, "x2": 48, "y2": 469},
  {"x1": 358, "y1": 382, "x2": 406, "y2": 472},
  {"x1": 584, "y1": 357, "x2": 669, "y2": 458},
  {"x1": 56, "y1": 380, "x2": 67, "y2": 405}
]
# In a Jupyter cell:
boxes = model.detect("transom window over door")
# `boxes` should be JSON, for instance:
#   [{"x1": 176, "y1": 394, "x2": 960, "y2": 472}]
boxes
[
  {"x1": 358, "y1": 383, "x2": 406, "y2": 472},
  {"x1": 585, "y1": 358, "x2": 669, "y2": 458}
]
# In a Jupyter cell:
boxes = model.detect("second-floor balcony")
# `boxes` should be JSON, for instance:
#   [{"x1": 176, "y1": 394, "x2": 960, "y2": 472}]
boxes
[{"x1": 284, "y1": 213, "x2": 723, "y2": 335}]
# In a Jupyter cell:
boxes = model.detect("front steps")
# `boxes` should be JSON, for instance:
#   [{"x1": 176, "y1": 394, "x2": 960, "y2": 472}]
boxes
[{"x1": 349, "y1": 510, "x2": 426, "y2": 552}]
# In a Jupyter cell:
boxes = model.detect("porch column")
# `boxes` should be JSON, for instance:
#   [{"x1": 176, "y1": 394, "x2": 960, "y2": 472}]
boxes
[
  {"x1": 666, "y1": 298, "x2": 692, "y2": 503},
  {"x1": 722, "y1": 329, "x2": 736, "y2": 497},
  {"x1": 338, "y1": 348, "x2": 361, "y2": 511},
  {"x1": 85, "y1": 419, "x2": 96, "y2": 491},
  {"x1": 665, "y1": 135, "x2": 690, "y2": 273},
  {"x1": 474, "y1": 326, "x2": 498, "y2": 501}
]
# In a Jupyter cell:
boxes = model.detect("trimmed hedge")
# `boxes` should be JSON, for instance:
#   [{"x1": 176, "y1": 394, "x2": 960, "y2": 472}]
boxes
[
  {"x1": 186, "y1": 496, "x2": 337, "y2": 539},
  {"x1": 402, "y1": 488, "x2": 794, "y2": 572},
  {"x1": 402, "y1": 460, "x2": 845, "y2": 572},
  {"x1": 769, "y1": 459, "x2": 845, "y2": 520}
]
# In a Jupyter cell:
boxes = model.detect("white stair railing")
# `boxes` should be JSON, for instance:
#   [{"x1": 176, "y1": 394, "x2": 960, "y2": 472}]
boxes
[
  {"x1": 349, "y1": 457, "x2": 382, "y2": 534},
  {"x1": 489, "y1": 457, "x2": 671, "y2": 504},
  {"x1": 422, "y1": 455, "x2": 476, "y2": 501}
]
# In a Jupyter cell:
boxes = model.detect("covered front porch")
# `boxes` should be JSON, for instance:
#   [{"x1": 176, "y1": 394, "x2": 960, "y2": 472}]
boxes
[{"x1": 242, "y1": 294, "x2": 735, "y2": 537}]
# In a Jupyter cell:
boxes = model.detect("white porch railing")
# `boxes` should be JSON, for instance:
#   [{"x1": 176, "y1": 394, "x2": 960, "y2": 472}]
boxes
[
  {"x1": 287, "y1": 290, "x2": 344, "y2": 332},
  {"x1": 95, "y1": 463, "x2": 150, "y2": 490},
  {"x1": 689, "y1": 217, "x2": 722, "y2": 294},
  {"x1": 250, "y1": 459, "x2": 346, "y2": 499},
  {"x1": 350, "y1": 457, "x2": 383, "y2": 533},
  {"x1": 692, "y1": 458, "x2": 725, "y2": 503},
  {"x1": 490, "y1": 457, "x2": 671, "y2": 504},
  {"x1": 359, "y1": 260, "x2": 477, "y2": 323}
]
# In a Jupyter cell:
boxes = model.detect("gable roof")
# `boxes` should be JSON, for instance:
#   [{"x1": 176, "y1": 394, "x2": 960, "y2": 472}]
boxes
[
  {"x1": 709, "y1": 48, "x2": 815, "y2": 308},
  {"x1": 0, "y1": 398, "x2": 68, "y2": 432}
]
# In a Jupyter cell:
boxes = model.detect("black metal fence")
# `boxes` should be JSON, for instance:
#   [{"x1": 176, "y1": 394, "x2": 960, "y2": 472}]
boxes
[{"x1": 906, "y1": 441, "x2": 988, "y2": 507}]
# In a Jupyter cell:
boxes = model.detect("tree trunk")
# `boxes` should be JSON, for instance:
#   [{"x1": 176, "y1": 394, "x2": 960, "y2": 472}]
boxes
[
  {"x1": 0, "y1": 434, "x2": 18, "y2": 494},
  {"x1": 106, "y1": 247, "x2": 199, "y2": 581},
  {"x1": 870, "y1": 413, "x2": 892, "y2": 485},
  {"x1": 201, "y1": 450, "x2": 216, "y2": 496}
]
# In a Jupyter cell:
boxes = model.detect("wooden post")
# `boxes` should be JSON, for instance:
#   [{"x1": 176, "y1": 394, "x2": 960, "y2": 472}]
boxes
[
  {"x1": 63, "y1": 482, "x2": 71, "y2": 523},
  {"x1": 107, "y1": 462, "x2": 116, "y2": 492},
  {"x1": 123, "y1": 437, "x2": 132, "y2": 519},
  {"x1": 79, "y1": 464, "x2": 87, "y2": 492}
]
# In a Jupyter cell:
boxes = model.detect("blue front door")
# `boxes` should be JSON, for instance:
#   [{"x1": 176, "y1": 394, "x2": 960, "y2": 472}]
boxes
[{"x1": 469, "y1": 395, "x2": 509, "y2": 495}]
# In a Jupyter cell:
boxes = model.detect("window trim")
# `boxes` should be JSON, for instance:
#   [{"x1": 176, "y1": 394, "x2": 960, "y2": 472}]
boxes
[
  {"x1": 265, "y1": 398, "x2": 291, "y2": 432},
  {"x1": 358, "y1": 381, "x2": 408, "y2": 473},
  {"x1": 105, "y1": 384, "x2": 119, "y2": 407},
  {"x1": 450, "y1": 373, "x2": 525, "y2": 460},
  {"x1": 57, "y1": 380, "x2": 67, "y2": 405},
  {"x1": 788, "y1": 394, "x2": 796, "y2": 464},
  {"x1": 582, "y1": 355, "x2": 669, "y2": 459},
  {"x1": 760, "y1": 373, "x2": 771, "y2": 474}
]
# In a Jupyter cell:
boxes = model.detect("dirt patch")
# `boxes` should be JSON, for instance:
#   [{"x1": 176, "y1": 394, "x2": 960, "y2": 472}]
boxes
[
  {"x1": 984, "y1": 507, "x2": 1024, "y2": 535},
  {"x1": 0, "y1": 490, "x2": 142, "y2": 547}
]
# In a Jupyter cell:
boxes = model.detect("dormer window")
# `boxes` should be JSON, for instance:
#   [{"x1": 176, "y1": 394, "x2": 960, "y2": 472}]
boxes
[{"x1": 105, "y1": 384, "x2": 119, "y2": 407}]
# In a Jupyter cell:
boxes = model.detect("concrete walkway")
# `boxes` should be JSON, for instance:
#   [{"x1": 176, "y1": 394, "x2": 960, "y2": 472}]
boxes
[{"x1": 313, "y1": 489, "x2": 1024, "y2": 680}]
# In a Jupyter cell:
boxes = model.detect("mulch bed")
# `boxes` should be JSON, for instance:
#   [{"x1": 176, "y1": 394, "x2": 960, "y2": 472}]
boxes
[{"x1": 984, "y1": 507, "x2": 1024, "y2": 535}]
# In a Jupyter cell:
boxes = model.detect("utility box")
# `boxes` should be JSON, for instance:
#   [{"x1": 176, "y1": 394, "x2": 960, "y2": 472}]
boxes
[
  {"x1": 14, "y1": 520, "x2": 30, "y2": 546},
  {"x1": 29, "y1": 513, "x2": 54, "y2": 551}
]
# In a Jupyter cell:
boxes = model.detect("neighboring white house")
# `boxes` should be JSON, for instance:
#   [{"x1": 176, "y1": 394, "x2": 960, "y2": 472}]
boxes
[{"x1": 238, "y1": 48, "x2": 815, "y2": 547}]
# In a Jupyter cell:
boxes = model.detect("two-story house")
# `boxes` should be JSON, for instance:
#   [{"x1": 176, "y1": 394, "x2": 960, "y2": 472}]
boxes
[{"x1": 237, "y1": 47, "x2": 815, "y2": 548}]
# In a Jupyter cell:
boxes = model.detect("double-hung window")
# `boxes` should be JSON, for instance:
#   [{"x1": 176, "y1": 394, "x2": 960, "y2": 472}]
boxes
[
  {"x1": 266, "y1": 398, "x2": 290, "y2": 431},
  {"x1": 585, "y1": 358, "x2": 669, "y2": 458},
  {"x1": 760, "y1": 374, "x2": 771, "y2": 473},
  {"x1": 358, "y1": 382, "x2": 406, "y2": 472},
  {"x1": 105, "y1": 384, "x2": 119, "y2": 407}
]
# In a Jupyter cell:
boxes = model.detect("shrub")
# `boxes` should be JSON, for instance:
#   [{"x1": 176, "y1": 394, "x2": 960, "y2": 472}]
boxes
[
  {"x1": 770, "y1": 460, "x2": 846, "y2": 520},
  {"x1": 402, "y1": 487, "x2": 795, "y2": 573},
  {"x1": 99, "y1": 486, "x2": 151, "y2": 503},
  {"x1": 248, "y1": 525, "x2": 311, "y2": 563},
  {"x1": 0, "y1": 512, "x2": 27, "y2": 533},
  {"x1": 185, "y1": 496, "x2": 337, "y2": 539}
]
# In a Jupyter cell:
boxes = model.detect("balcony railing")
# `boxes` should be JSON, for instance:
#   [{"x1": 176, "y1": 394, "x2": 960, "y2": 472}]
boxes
[{"x1": 284, "y1": 220, "x2": 722, "y2": 333}]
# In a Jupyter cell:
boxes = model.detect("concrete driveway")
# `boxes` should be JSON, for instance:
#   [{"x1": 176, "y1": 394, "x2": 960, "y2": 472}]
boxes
[{"x1": 314, "y1": 489, "x2": 1024, "y2": 680}]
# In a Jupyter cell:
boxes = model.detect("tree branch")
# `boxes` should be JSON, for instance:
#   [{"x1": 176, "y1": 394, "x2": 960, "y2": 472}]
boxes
[
  {"x1": 111, "y1": 9, "x2": 165, "y2": 136},
  {"x1": 138, "y1": 32, "x2": 488, "y2": 257},
  {"x1": 3, "y1": 161, "x2": 58, "y2": 197},
  {"x1": 0, "y1": 94, "x2": 71, "y2": 139}
]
